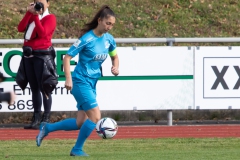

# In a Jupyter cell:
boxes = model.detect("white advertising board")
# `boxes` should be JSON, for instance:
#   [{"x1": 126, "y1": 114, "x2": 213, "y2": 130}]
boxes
[
  {"x1": 0, "y1": 47, "x2": 193, "y2": 112},
  {"x1": 194, "y1": 46, "x2": 240, "y2": 109}
]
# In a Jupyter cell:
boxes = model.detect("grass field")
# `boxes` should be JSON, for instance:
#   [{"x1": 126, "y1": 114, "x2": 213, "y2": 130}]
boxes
[
  {"x1": 1, "y1": 0, "x2": 240, "y2": 47},
  {"x1": 1, "y1": 138, "x2": 240, "y2": 160}
]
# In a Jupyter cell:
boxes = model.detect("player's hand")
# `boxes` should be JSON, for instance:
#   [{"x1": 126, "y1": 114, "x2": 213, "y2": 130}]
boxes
[
  {"x1": 111, "y1": 66, "x2": 119, "y2": 76},
  {"x1": 65, "y1": 78, "x2": 73, "y2": 91}
]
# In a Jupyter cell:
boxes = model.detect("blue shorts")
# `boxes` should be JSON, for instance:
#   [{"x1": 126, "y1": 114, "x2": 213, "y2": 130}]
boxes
[{"x1": 71, "y1": 76, "x2": 99, "y2": 111}]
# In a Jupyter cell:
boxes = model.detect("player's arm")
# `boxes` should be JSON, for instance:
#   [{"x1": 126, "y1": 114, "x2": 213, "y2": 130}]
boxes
[
  {"x1": 64, "y1": 38, "x2": 85, "y2": 90},
  {"x1": 109, "y1": 36, "x2": 119, "y2": 76},
  {"x1": 109, "y1": 49, "x2": 119, "y2": 76},
  {"x1": 63, "y1": 54, "x2": 73, "y2": 91}
]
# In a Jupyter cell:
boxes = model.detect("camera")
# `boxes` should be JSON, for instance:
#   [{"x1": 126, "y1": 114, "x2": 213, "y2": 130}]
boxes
[{"x1": 34, "y1": 2, "x2": 44, "y2": 12}]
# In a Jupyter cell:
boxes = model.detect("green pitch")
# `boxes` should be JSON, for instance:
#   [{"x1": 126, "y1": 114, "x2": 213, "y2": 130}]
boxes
[{"x1": 0, "y1": 138, "x2": 240, "y2": 160}]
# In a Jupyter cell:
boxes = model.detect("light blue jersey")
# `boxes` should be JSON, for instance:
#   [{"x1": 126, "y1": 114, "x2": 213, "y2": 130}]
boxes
[
  {"x1": 67, "y1": 30, "x2": 117, "y2": 111},
  {"x1": 67, "y1": 30, "x2": 117, "y2": 79}
]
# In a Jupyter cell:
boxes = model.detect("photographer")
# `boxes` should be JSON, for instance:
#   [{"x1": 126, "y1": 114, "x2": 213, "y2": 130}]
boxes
[
  {"x1": 0, "y1": 72, "x2": 16, "y2": 105},
  {"x1": 17, "y1": 0, "x2": 57, "y2": 129}
]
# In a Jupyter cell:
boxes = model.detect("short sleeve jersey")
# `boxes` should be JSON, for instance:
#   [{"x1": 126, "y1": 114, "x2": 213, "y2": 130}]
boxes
[{"x1": 67, "y1": 30, "x2": 117, "y2": 79}]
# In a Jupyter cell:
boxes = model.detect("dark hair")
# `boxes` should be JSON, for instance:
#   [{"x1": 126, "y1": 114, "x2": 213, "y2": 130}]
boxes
[{"x1": 79, "y1": 5, "x2": 115, "y2": 37}]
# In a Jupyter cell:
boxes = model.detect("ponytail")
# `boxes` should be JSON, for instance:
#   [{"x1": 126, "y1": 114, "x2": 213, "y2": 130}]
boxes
[{"x1": 79, "y1": 5, "x2": 115, "y2": 38}]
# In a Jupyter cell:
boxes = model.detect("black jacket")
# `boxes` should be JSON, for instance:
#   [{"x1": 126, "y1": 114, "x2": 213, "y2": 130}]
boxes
[{"x1": 16, "y1": 55, "x2": 58, "y2": 94}]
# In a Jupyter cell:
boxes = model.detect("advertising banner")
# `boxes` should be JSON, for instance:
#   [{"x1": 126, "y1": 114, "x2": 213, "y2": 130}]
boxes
[
  {"x1": 0, "y1": 47, "x2": 193, "y2": 112},
  {"x1": 194, "y1": 47, "x2": 240, "y2": 109}
]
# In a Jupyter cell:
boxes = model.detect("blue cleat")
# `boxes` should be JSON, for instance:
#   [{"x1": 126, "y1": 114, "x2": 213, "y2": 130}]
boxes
[
  {"x1": 70, "y1": 147, "x2": 89, "y2": 156},
  {"x1": 36, "y1": 122, "x2": 49, "y2": 147}
]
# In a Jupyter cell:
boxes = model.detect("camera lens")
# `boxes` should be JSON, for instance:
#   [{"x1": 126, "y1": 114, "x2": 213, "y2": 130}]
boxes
[{"x1": 34, "y1": 2, "x2": 44, "y2": 12}]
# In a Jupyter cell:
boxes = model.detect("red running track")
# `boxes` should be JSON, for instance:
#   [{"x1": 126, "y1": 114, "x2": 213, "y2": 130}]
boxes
[{"x1": 0, "y1": 125, "x2": 240, "y2": 140}]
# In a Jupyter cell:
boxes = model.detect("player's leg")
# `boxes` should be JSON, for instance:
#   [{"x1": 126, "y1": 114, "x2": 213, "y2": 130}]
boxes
[
  {"x1": 70, "y1": 106, "x2": 101, "y2": 156},
  {"x1": 36, "y1": 111, "x2": 87, "y2": 147},
  {"x1": 36, "y1": 77, "x2": 89, "y2": 146},
  {"x1": 48, "y1": 110, "x2": 87, "y2": 132},
  {"x1": 70, "y1": 77, "x2": 100, "y2": 156}
]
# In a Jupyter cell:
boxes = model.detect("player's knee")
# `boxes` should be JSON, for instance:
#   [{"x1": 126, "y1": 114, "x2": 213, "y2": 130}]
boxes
[
  {"x1": 94, "y1": 110, "x2": 101, "y2": 123},
  {"x1": 89, "y1": 116, "x2": 100, "y2": 124},
  {"x1": 95, "y1": 116, "x2": 101, "y2": 123},
  {"x1": 86, "y1": 106, "x2": 101, "y2": 123}
]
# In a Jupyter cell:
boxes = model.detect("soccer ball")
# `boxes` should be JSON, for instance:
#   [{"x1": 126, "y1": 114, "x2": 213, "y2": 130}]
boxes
[{"x1": 96, "y1": 117, "x2": 118, "y2": 139}]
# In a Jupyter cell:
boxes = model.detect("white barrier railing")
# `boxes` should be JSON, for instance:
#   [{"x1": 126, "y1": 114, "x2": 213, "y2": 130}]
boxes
[{"x1": 1, "y1": 37, "x2": 240, "y2": 45}]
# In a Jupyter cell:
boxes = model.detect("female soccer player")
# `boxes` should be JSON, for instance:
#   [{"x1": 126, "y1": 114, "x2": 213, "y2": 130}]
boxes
[{"x1": 36, "y1": 5, "x2": 119, "y2": 156}]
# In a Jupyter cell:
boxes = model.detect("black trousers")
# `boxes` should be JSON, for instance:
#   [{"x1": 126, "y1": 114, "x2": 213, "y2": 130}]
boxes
[{"x1": 23, "y1": 56, "x2": 52, "y2": 113}]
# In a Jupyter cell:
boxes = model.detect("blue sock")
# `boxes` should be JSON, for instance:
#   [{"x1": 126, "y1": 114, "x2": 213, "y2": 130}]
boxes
[
  {"x1": 74, "y1": 119, "x2": 96, "y2": 150},
  {"x1": 46, "y1": 118, "x2": 79, "y2": 132}
]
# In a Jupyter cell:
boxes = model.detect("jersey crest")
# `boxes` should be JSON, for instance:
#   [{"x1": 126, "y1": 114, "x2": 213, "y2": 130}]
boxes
[{"x1": 73, "y1": 39, "x2": 81, "y2": 47}]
